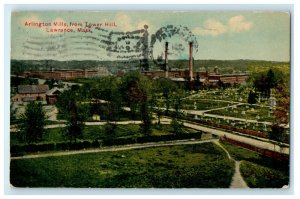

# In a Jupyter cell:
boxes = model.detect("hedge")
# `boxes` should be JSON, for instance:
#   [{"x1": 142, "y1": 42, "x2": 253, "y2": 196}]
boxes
[{"x1": 11, "y1": 132, "x2": 203, "y2": 157}]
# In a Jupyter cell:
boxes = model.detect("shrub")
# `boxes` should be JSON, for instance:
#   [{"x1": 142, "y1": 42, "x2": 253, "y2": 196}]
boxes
[
  {"x1": 240, "y1": 161, "x2": 289, "y2": 188},
  {"x1": 91, "y1": 140, "x2": 101, "y2": 148},
  {"x1": 171, "y1": 118, "x2": 184, "y2": 135}
]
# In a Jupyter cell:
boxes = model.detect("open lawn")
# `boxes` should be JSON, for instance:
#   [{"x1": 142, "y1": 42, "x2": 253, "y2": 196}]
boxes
[
  {"x1": 188, "y1": 89, "x2": 250, "y2": 103},
  {"x1": 220, "y1": 142, "x2": 289, "y2": 188},
  {"x1": 207, "y1": 104, "x2": 274, "y2": 122},
  {"x1": 181, "y1": 99, "x2": 235, "y2": 110},
  {"x1": 10, "y1": 142, "x2": 235, "y2": 188}
]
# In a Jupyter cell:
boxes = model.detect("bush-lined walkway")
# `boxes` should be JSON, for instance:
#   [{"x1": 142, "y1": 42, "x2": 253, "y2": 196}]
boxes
[{"x1": 214, "y1": 141, "x2": 248, "y2": 188}]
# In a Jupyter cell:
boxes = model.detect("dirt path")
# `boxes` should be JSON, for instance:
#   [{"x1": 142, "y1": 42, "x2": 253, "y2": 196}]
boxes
[
  {"x1": 11, "y1": 138, "x2": 218, "y2": 160},
  {"x1": 230, "y1": 161, "x2": 248, "y2": 188},
  {"x1": 214, "y1": 141, "x2": 248, "y2": 188}
]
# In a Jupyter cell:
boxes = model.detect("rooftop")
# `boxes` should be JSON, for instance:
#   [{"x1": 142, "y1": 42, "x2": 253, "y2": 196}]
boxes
[{"x1": 18, "y1": 85, "x2": 49, "y2": 94}]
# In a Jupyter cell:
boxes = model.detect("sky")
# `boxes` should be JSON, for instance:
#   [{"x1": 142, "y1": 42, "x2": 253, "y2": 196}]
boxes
[{"x1": 11, "y1": 11, "x2": 290, "y2": 62}]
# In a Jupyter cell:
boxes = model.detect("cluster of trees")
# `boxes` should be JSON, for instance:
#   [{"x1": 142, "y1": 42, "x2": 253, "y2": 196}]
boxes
[
  {"x1": 252, "y1": 69, "x2": 280, "y2": 97},
  {"x1": 183, "y1": 77, "x2": 235, "y2": 91},
  {"x1": 17, "y1": 72, "x2": 187, "y2": 143},
  {"x1": 249, "y1": 68, "x2": 289, "y2": 124},
  {"x1": 54, "y1": 72, "x2": 185, "y2": 142},
  {"x1": 11, "y1": 76, "x2": 38, "y2": 87},
  {"x1": 248, "y1": 68, "x2": 290, "y2": 144}
]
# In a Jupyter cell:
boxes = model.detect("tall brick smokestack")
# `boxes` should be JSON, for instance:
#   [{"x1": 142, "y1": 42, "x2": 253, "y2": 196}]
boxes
[
  {"x1": 165, "y1": 42, "x2": 168, "y2": 78},
  {"x1": 189, "y1": 42, "x2": 193, "y2": 80}
]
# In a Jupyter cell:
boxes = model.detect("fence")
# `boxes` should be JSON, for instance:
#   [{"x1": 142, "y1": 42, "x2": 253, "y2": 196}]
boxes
[{"x1": 220, "y1": 136, "x2": 289, "y2": 161}]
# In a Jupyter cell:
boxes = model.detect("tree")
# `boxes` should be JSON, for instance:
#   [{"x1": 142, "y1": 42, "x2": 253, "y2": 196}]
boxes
[
  {"x1": 253, "y1": 73, "x2": 268, "y2": 96},
  {"x1": 120, "y1": 71, "x2": 154, "y2": 135},
  {"x1": 44, "y1": 79, "x2": 56, "y2": 89},
  {"x1": 65, "y1": 97, "x2": 83, "y2": 143},
  {"x1": 87, "y1": 76, "x2": 122, "y2": 138},
  {"x1": 56, "y1": 89, "x2": 89, "y2": 142},
  {"x1": 10, "y1": 103, "x2": 18, "y2": 124},
  {"x1": 173, "y1": 88, "x2": 185, "y2": 118},
  {"x1": 154, "y1": 78, "x2": 177, "y2": 114},
  {"x1": 217, "y1": 80, "x2": 225, "y2": 90},
  {"x1": 104, "y1": 122, "x2": 117, "y2": 138},
  {"x1": 268, "y1": 124, "x2": 287, "y2": 153},
  {"x1": 170, "y1": 88, "x2": 185, "y2": 135},
  {"x1": 269, "y1": 124, "x2": 285, "y2": 142},
  {"x1": 18, "y1": 102, "x2": 46, "y2": 143},
  {"x1": 247, "y1": 90, "x2": 257, "y2": 104},
  {"x1": 252, "y1": 69, "x2": 282, "y2": 97},
  {"x1": 140, "y1": 102, "x2": 152, "y2": 135},
  {"x1": 171, "y1": 118, "x2": 184, "y2": 135},
  {"x1": 89, "y1": 76, "x2": 122, "y2": 121},
  {"x1": 194, "y1": 73, "x2": 201, "y2": 91},
  {"x1": 120, "y1": 72, "x2": 144, "y2": 120},
  {"x1": 274, "y1": 83, "x2": 290, "y2": 125},
  {"x1": 135, "y1": 74, "x2": 154, "y2": 135},
  {"x1": 266, "y1": 69, "x2": 277, "y2": 89}
]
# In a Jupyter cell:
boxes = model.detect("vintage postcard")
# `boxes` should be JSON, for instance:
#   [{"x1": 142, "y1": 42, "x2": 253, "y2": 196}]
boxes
[{"x1": 10, "y1": 10, "x2": 290, "y2": 188}]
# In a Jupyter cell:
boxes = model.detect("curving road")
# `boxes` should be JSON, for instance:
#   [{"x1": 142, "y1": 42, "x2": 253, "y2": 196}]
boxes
[{"x1": 182, "y1": 120, "x2": 289, "y2": 155}]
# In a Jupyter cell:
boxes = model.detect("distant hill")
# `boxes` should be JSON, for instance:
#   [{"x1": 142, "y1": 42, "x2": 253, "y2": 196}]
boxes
[{"x1": 11, "y1": 59, "x2": 289, "y2": 75}]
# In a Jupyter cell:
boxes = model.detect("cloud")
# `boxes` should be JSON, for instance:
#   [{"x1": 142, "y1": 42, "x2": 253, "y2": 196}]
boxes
[
  {"x1": 193, "y1": 15, "x2": 253, "y2": 36},
  {"x1": 137, "y1": 20, "x2": 157, "y2": 34},
  {"x1": 115, "y1": 13, "x2": 135, "y2": 31},
  {"x1": 136, "y1": 20, "x2": 149, "y2": 29},
  {"x1": 193, "y1": 19, "x2": 227, "y2": 36},
  {"x1": 228, "y1": 15, "x2": 253, "y2": 33},
  {"x1": 114, "y1": 13, "x2": 155, "y2": 32}
]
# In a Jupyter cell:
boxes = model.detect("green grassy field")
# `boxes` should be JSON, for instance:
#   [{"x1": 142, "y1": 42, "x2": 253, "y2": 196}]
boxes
[
  {"x1": 188, "y1": 89, "x2": 250, "y2": 103},
  {"x1": 220, "y1": 142, "x2": 289, "y2": 188},
  {"x1": 10, "y1": 142, "x2": 235, "y2": 188},
  {"x1": 181, "y1": 99, "x2": 234, "y2": 110},
  {"x1": 207, "y1": 104, "x2": 274, "y2": 122}
]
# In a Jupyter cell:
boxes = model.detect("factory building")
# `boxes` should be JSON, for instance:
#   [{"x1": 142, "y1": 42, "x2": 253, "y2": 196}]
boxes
[
  {"x1": 16, "y1": 67, "x2": 111, "y2": 81},
  {"x1": 142, "y1": 42, "x2": 249, "y2": 85}
]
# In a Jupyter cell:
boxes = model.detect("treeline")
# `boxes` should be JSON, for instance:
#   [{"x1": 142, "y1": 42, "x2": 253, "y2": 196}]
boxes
[{"x1": 11, "y1": 59, "x2": 289, "y2": 74}]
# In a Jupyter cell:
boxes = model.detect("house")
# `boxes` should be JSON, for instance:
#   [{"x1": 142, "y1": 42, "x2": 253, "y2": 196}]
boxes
[
  {"x1": 46, "y1": 87, "x2": 65, "y2": 105},
  {"x1": 11, "y1": 85, "x2": 49, "y2": 102}
]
